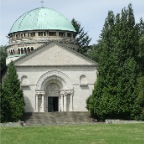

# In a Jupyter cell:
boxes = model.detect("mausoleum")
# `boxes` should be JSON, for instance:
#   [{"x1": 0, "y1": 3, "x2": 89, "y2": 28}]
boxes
[{"x1": 6, "y1": 7, "x2": 97, "y2": 113}]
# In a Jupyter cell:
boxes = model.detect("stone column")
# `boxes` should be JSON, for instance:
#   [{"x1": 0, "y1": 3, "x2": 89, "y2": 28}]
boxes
[
  {"x1": 42, "y1": 94, "x2": 44, "y2": 112},
  {"x1": 35, "y1": 94, "x2": 38, "y2": 112},
  {"x1": 60, "y1": 91, "x2": 65, "y2": 112},
  {"x1": 36, "y1": 91, "x2": 45, "y2": 112},
  {"x1": 70, "y1": 94, "x2": 72, "y2": 111},
  {"x1": 59, "y1": 95, "x2": 61, "y2": 112},
  {"x1": 64, "y1": 93, "x2": 67, "y2": 112}
]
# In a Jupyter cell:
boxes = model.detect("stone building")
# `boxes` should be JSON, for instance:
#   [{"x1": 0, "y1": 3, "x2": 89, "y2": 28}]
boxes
[{"x1": 6, "y1": 7, "x2": 97, "y2": 112}]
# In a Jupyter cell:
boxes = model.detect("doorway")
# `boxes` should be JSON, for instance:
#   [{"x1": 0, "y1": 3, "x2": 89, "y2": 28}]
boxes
[{"x1": 48, "y1": 97, "x2": 58, "y2": 112}]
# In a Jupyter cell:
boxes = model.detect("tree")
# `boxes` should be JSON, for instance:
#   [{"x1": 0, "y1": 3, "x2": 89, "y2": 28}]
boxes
[
  {"x1": 0, "y1": 46, "x2": 7, "y2": 82},
  {"x1": 133, "y1": 19, "x2": 144, "y2": 120},
  {"x1": 71, "y1": 18, "x2": 91, "y2": 55},
  {"x1": 1, "y1": 61, "x2": 25, "y2": 122},
  {"x1": 138, "y1": 19, "x2": 144, "y2": 74},
  {"x1": 87, "y1": 4, "x2": 142, "y2": 120},
  {"x1": 87, "y1": 40, "x2": 102, "y2": 62}
]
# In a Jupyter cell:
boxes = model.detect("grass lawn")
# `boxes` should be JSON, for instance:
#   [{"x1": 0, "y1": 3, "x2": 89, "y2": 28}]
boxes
[{"x1": 1, "y1": 123, "x2": 144, "y2": 144}]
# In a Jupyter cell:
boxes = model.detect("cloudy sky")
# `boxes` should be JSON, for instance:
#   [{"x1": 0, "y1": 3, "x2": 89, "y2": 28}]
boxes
[{"x1": 0, "y1": 0, "x2": 144, "y2": 46}]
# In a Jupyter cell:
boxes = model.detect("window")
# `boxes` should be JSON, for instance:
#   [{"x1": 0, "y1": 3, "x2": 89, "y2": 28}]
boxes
[
  {"x1": 31, "y1": 47, "x2": 34, "y2": 51},
  {"x1": 44, "y1": 32, "x2": 46, "y2": 36},
  {"x1": 21, "y1": 75, "x2": 29, "y2": 86},
  {"x1": 73, "y1": 34, "x2": 76, "y2": 38},
  {"x1": 24, "y1": 48, "x2": 27, "y2": 54},
  {"x1": 30, "y1": 32, "x2": 35, "y2": 37},
  {"x1": 9, "y1": 49, "x2": 14, "y2": 55},
  {"x1": 18, "y1": 49, "x2": 20, "y2": 54},
  {"x1": 67, "y1": 33, "x2": 71, "y2": 37},
  {"x1": 38, "y1": 32, "x2": 43, "y2": 36},
  {"x1": 59, "y1": 32, "x2": 65, "y2": 37},
  {"x1": 49, "y1": 32, "x2": 56, "y2": 36},
  {"x1": 27, "y1": 47, "x2": 30, "y2": 53},
  {"x1": 21, "y1": 48, "x2": 24, "y2": 54},
  {"x1": 80, "y1": 75, "x2": 88, "y2": 86}
]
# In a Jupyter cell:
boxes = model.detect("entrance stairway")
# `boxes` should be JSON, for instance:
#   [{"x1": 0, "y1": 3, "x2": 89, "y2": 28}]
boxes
[{"x1": 22, "y1": 112, "x2": 97, "y2": 126}]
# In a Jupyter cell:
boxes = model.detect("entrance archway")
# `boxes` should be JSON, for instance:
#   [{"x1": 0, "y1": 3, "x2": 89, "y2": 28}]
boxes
[
  {"x1": 35, "y1": 70, "x2": 74, "y2": 112},
  {"x1": 47, "y1": 83, "x2": 61, "y2": 112}
]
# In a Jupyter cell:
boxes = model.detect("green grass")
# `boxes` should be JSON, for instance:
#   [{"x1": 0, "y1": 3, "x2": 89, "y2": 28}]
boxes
[{"x1": 1, "y1": 124, "x2": 144, "y2": 144}]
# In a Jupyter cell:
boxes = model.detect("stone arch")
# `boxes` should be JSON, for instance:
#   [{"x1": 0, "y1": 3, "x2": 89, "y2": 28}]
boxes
[
  {"x1": 36, "y1": 70, "x2": 73, "y2": 91},
  {"x1": 46, "y1": 83, "x2": 61, "y2": 97}
]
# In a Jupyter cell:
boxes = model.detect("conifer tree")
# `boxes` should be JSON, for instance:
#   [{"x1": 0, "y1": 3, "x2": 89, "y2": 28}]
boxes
[
  {"x1": 87, "y1": 4, "x2": 142, "y2": 120},
  {"x1": 71, "y1": 18, "x2": 91, "y2": 55},
  {"x1": 0, "y1": 46, "x2": 7, "y2": 82},
  {"x1": 1, "y1": 62, "x2": 25, "y2": 122},
  {"x1": 138, "y1": 19, "x2": 144, "y2": 74},
  {"x1": 87, "y1": 40, "x2": 102, "y2": 62}
]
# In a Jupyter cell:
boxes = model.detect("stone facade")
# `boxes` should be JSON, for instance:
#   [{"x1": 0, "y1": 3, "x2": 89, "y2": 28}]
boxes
[{"x1": 15, "y1": 42, "x2": 97, "y2": 112}]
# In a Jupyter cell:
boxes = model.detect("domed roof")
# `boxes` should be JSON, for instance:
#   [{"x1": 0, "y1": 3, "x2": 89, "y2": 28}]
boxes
[{"x1": 9, "y1": 7, "x2": 76, "y2": 34}]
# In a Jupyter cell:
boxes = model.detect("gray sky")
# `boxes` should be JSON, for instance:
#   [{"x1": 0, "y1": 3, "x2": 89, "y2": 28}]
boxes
[{"x1": 0, "y1": 0, "x2": 144, "y2": 46}]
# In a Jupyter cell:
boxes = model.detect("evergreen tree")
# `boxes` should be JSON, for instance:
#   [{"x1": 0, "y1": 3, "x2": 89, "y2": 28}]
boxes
[
  {"x1": 71, "y1": 18, "x2": 91, "y2": 55},
  {"x1": 0, "y1": 46, "x2": 7, "y2": 82},
  {"x1": 133, "y1": 19, "x2": 144, "y2": 120},
  {"x1": 134, "y1": 76, "x2": 144, "y2": 120},
  {"x1": 138, "y1": 19, "x2": 144, "y2": 74},
  {"x1": 1, "y1": 62, "x2": 25, "y2": 122},
  {"x1": 87, "y1": 4, "x2": 142, "y2": 120},
  {"x1": 87, "y1": 40, "x2": 102, "y2": 62}
]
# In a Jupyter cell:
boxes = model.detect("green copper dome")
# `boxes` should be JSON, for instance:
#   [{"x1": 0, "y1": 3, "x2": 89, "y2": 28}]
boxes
[{"x1": 9, "y1": 7, "x2": 76, "y2": 34}]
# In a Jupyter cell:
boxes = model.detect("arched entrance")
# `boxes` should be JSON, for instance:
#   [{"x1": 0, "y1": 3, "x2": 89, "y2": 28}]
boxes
[
  {"x1": 46, "y1": 82, "x2": 61, "y2": 112},
  {"x1": 35, "y1": 70, "x2": 74, "y2": 112}
]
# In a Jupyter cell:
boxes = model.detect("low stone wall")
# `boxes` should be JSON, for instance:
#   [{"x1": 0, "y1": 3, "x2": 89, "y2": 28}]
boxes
[
  {"x1": 0, "y1": 121, "x2": 25, "y2": 127},
  {"x1": 105, "y1": 119, "x2": 144, "y2": 124}
]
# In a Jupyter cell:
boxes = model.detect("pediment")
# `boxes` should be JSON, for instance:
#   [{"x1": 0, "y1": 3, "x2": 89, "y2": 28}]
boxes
[{"x1": 15, "y1": 42, "x2": 97, "y2": 66}]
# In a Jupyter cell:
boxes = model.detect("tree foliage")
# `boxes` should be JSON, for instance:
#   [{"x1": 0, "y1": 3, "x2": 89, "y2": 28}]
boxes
[
  {"x1": 138, "y1": 19, "x2": 144, "y2": 74},
  {"x1": 1, "y1": 62, "x2": 25, "y2": 122},
  {"x1": 87, "y1": 40, "x2": 102, "y2": 62},
  {"x1": 87, "y1": 4, "x2": 143, "y2": 121},
  {"x1": 0, "y1": 46, "x2": 7, "y2": 82},
  {"x1": 71, "y1": 18, "x2": 91, "y2": 55}
]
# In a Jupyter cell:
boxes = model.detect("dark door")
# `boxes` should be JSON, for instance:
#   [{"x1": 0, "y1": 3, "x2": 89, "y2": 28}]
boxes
[{"x1": 48, "y1": 97, "x2": 58, "y2": 112}]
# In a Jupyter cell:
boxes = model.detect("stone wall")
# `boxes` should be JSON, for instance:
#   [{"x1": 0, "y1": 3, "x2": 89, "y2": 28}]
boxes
[
  {"x1": 0, "y1": 121, "x2": 24, "y2": 127},
  {"x1": 105, "y1": 119, "x2": 144, "y2": 124}
]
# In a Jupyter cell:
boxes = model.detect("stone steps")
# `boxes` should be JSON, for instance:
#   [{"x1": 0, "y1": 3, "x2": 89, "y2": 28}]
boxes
[{"x1": 22, "y1": 112, "x2": 96, "y2": 126}]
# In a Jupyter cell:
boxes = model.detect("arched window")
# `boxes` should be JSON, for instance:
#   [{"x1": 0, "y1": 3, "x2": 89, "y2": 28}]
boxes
[
  {"x1": 24, "y1": 48, "x2": 27, "y2": 54},
  {"x1": 27, "y1": 47, "x2": 30, "y2": 53},
  {"x1": 18, "y1": 48, "x2": 20, "y2": 54},
  {"x1": 9, "y1": 48, "x2": 14, "y2": 55},
  {"x1": 13, "y1": 49, "x2": 15, "y2": 54},
  {"x1": 80, "y1": 75, "x2": 87, "y2": 86},
  {"x1": 21, "y1": 75, "x2": 29, "y2": 85},
  {"x1": 21, "y1": 48, "x2": 23, "y2": 54},
  {"x1": 31, "y1": 47, "x2": 34, "y2": 51}
]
